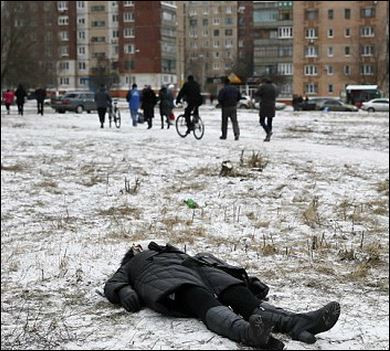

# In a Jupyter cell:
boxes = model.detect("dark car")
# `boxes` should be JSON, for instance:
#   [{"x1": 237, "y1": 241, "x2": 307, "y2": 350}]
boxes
[
  {"x1": 297, "y1": 97, "x2": 338, "y2": 111},
  {"x1": 318, "y1": 99, "x2": 358, "y2": 112},
  {"x1": 51, "y1": 91, "x2": 96, "y2": 113}
]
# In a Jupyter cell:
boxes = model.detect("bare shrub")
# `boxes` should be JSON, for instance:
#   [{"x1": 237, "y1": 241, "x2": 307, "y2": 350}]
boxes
[
  {"x1": 376, "y1": 179, "x2": 389, "y2": 194},
  {"x1": 302, "y1": 197, "x2": 321, "y2": 228}
]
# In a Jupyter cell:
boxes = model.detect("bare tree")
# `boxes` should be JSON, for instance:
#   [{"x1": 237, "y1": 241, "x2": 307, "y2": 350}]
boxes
[{"x1": 1, "y1": 1, "x2": 59, "y2": 89}]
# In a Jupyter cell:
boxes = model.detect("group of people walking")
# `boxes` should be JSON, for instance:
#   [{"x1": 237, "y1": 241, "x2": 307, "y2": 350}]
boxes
[{"x1": 2, "y1": 85, "x2": 47, "y2": 116}]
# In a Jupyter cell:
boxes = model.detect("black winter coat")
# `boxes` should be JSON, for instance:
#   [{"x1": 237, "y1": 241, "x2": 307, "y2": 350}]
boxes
[
  {"x1": 218, "y1": 85, "x2": 242, "y2": 108},
  {"x1": 104, "y1": 242, "x2": 268, "y2": 317},
  {"x1": 176, "y1": 81, "x2": 202, "y2": 106},
  {"x1": 15, "y1": 86, "x2": 27, "y2": 104},
  {"x1": 255, "y1": 83, "x2": 278, "y2": 118}
]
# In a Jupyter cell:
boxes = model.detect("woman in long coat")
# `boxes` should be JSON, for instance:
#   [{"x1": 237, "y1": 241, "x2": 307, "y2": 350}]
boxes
[
  {"x1": 141, "y1": 86, "x2": 157, "y2": 129},
  {"x1": 104, "y1": 242, "x2": 340, "y2": 348},
  {"x1": 255, "y1": 79, "x2": 277, "y2": 142}
]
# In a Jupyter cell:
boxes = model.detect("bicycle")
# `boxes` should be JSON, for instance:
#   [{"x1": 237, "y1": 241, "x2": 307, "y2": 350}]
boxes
[
  {"x1": 176, "y1": 111, "x2": 205, "y2": 140},
  {"x1": 108, "y1": 99, "x2": 121, "y2": 128}
]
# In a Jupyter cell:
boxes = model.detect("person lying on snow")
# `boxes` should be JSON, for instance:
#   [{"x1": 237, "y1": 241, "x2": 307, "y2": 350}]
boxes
[{"x1": 104, "y1": 242, "x2": 340, "y2": 350}]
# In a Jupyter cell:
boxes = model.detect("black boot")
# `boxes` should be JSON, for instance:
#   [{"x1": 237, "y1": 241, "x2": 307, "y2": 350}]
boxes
[
  {"x1": 253, "y1": 301, "x2": 340, "y2": 344},
  {"x1": 205, "y1": 306, "x2": 273, "y2": 348}
]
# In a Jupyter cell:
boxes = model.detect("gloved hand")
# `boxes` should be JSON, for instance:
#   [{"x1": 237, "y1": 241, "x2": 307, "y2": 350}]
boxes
[{"x1": 118, "y1": 286, "x2": 141, "y2": 312}]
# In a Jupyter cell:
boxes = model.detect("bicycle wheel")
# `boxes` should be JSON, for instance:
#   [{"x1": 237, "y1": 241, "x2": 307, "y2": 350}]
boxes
[
  {"x1": 193, "y1": 116, "x2": 205, "y2": 140},
  {"x1": 115, "y1": 109, "x2": 121, "y2": 128},
  {"x1": 175, "y1": 114, "x2": 188, "y2": 138}
]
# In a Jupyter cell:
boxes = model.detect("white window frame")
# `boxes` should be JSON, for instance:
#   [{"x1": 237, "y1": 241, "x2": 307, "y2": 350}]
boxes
[
  {"x1": 78, "y1": 46, "x2": 86, "y2": 55},
  {"x1": 361, "y1": 26, "x2": 374, "y2": 37},
  {"x1": 125, "y1": 44, "x2": 135, "y2": 54},
  {"x1": 124, "y1": 1, "x2": 134, "y2": 6},
  {"x1": 278, "y1": 63, "x2": 293, "y2": 76},
  {"x1": 124, "y1": 28, "x2": 135, "y2": 38},
  {"x1": 77, "y1": 1, "x2": 85, "y2": 9},
  {"x1": 58, "y1": 16, "x2": 69, "y2": 26},
  {"x1": 327, "y1": 46, "x2": 334, "y2": 57},
  {"x1": 278, "y1": 27, "x2": 293, "y2": 39},
  {"x1": 304, "y1": 65, "x2": 318, "y2": 76},
  {"x1": 361, "y1": 45, "x2": 374, "y2": 56},
  {"x1": 57, "y1": 1, "x2": 68, "y2": 11},
  {"x1": 325, "y1": 64, "x2": 334, "y2": 75},
  {"x1": 344, "y1": 65, "x2": 351, "y2": 76},
  {"x1": 305, "y1": 83, "x2": 317, "y2": 94},
  {"x1": 305, "y1": 46, "x2": 318, "y2": 57},
  {"x1": 60, "y1": 31, "x2": 69, "y2": 41},
  {"x1": 78, "y1": 61, "x2": 86, "y2": 70},
  {"x1": 361, "y1": 64, "x2": 374, "y2": 76},
  {"x1": 328, "y1": 29, "x2": 334, "y2": 38},
  {"x1": 213, "y1": 17, "x2": 220, "y2": 25},
  {"x1": 305, "y1": 28, "x2": 318, "y2": 39},
  {"x1": 344, "y1": 28, "x2": 351, "y2": 37},
  {"x1": 123, "y1": 12, "x2": 135, "y2": 22}
]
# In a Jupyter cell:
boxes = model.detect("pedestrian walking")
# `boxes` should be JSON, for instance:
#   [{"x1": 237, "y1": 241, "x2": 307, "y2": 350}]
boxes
[
  {"x1": 35, "y1": 87, "x2": 46, "y2": 115},
  {"x1": 4, "y1": 89, "x2": 15, "y2": 115},
  {"x1": 15, "y1": 84, "x2": 27, "y2": 116},
  {"x1": 105, "y1": 241, "x2": 341, "y2": 349},
  {"x1": 158, "y1": 85, "x2": 174, "y2": 129},
  {"x1": 255, "y1": 79, "x2": 278, "y2": 142},
  {"x1": 141, "y1": 85, "x2": 157, "y2": 129},
  {"x1": 126, "y1": 84, "x2": 141, "y2": 127},
  {"x1": 217, "y1": 77, "x2": 242, "y2": 141},
  {"x1": 94, "y1": 84, "x2": 112, "y2": 128}
]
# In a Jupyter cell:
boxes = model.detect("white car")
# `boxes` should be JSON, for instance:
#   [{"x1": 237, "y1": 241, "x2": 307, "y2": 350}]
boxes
[{"x1": 361, "y1": 98, "x2": 389, "y2": 112}]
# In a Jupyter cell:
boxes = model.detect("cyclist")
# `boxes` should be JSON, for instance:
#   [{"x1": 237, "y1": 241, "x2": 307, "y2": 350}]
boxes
[{"x1": 175, "y1": 75, "x2": 202, "y2": 136}]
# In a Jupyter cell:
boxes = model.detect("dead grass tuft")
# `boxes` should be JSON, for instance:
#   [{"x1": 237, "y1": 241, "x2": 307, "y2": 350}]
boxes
[
  {"x1": 302, "y1": 197, "x2": 321, "y2": 228},
  {"x1": 377, "y1": 179, "x2": 389, "y2": 194},
  {"x1": 98, "y1": 206, "x2": 141, "y2": 219},
  {"x1": 1, "y1": 163, "x2": 25, "y2": 172}
]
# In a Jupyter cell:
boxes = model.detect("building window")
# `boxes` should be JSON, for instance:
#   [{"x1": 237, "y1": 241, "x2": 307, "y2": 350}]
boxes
[
  {"x1": 225, "y1": 17, "x2": 233, "y2": 25},
  {"x1": 57, "y1": 1, "x2": 68, "y2": 11},
  {"x1": 92, "y1": 21, "x2": 105, "y2": 27},
  {"x1": 112, "y1": 14, "x2": 119, "y2": 22},
  {"x1": 254, "y1": 9, "x2": 278, "y2": 22},
  {"x1": 305, "y1": 9, "x2": 318, "y2": 20},
  {"x1": 80, "y1": 78, "x2": 88, "y2": 85},
  {"x1": 77, "y1": 1, "x2": 85, "y2": 9},
  {"x1": 345, "y1": 46, "x2": 350, "y2": 56},
  {"x1": 162, "y1": 11, "x2": 176, "y2": 22},
  {"x1": 213, "y1": 62, "x2": 220, "y2": 70},
  {"x1": 345, "y1": 28, "x2": 351, "y2": 37},
  {"x1": 214, "y1": 51, "x2": 220, "y2": 58},
  {"x1": 91, "y1": 5, "x2": 105, "y2": 12},
  {"x1": 304, "y1": 65, "x2": 318, "y2": 76},
  {"x1": 328, "y1": 29, "x2": 334, "y2": 38},
  {"x1": 360, "y1": 26, "x2": 375, "y2": 37},
  {"x1": 226, "y1": 6, "x2": 232, "y2": 14},
  {"x1": 238, "y1": 39, "x2": 243, "y2": 48},
  {"x1": 59, "y1": 77, "x2": 70, "y2": 85},
  {"x1": 225, "y1": 29, "x2": 233, "y2": 36},
  {"x1": 78, "y1": 31, "x2": 86, "y2": 40},
  {"x1": 124, "y1": 28, "x2": 135, "y2": 38},
  {"x1": 279, "y1": 46, "x2": 293, "y2": 57},
  {"x1": 361, "y1": 64, "x2": 374, "y2": 75},
  {"x1": 344, "y1": 65, "x2": 351, "y2": 76},
  {"x1": 278, "y1": 27, "x2": 293, "y2": 39},
  {"x1": 361, "y1": 7, "x2": 375, "y2": 18},
  {"x1": 328, "y1": 9, "x2": 334, "y2": 20},
  {"x1": 305, "y1": 83, "x2": 317, "y2": 94},
  {"x1": 58, "y1": 16, "x2": 69, "y2": 25},
  {"x1": 124, "y1": 12, "x2": 134, "y2": 22},
  {"x1": 278, "y1": 63, "x2": 293, "y2": 76},
  {"x1": 59, "y1": 31, "x2": 69, "y2": 41},
  {"x1": 224, "y1": 39, "x2": 233, "y2": 48},
  {"x1": 112, "y1": 30, "x2": 119, "y2": 38},
  {"x1": 78, "y1": 17, "x2": 86, "y2": 25},
  {"x1": 213, "y1": 29, "x2": 220, "y2": 37},
  {"x1": 125, "y1": 44, "x2": 135, "y2": 54},
  {"x1": 344, "y1": 8, "x2": 351, "y2": 19},
  {"x1": 91, "y1": 36, "x2": 105, "y2": 43},
  {"x1": 213, "y1": 17, "x2": 220, "y2": 25},
  {"x1": 78, "y1": 62, "x2": 86, "y2": 70},
  {"x1": 328, "y1": 84, "x2": 334, "y2": 93},
  {"x1": 305, "y1": 28, "x2": 318, "y2": 39},
  {"x1": 59, "y1": 61, "x2": 69, "y2": 70},
  {"x1": 78, "y1": 46, "x2": 86, "y2": 55},
  {"x1": 361, "y1": 45, "x2": 374, "y2": 56},
  {"x1": 124, "y1": 1, "x2": 134, "y2": 6},
  {"x1": 305, "y1": 46, "x2": 318, "y2": 57},
  {"x1": 213, "y1": 40, "x2": 220, "y2": 48},
  {"x1": 325, "y1": 65, "x2": 334, "y2": 75},
  {"x1": 60, "y1": 46, "x2": 69, "y2": 57}
]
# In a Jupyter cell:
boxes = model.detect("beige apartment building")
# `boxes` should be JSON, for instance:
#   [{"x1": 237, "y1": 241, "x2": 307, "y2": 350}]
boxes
[
  {"x1": 184, "y1": 1, "x2": 239, "y2": 90},
  {"x1": 293, "y1": 1, "x2": 389, "y2": 97}
]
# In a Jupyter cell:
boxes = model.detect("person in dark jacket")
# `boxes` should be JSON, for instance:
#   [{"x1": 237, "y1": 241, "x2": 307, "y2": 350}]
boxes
[
  {"x1": 141, "y1": 85, "x2": 157, "y2": 129},
  {"x1": 15, "y1": 84, "x2": 27, "y2": 116},
  {"x1": 175, "y1": 75, "x2": 202, "y2": 136},
  {"x1": 255, "y1": 79, "x2": 278, "y2": 142},
  {"x1": 217, "y1": 77, "x2": 242, "y2": 141},
  {"x1": 105, "y1": 241, "x2": 341, "y2": 349},
  {"x1": 35, "y1": 87, "x2": 46, "y2": 116},
  {"x1": 158, "y1": 85, "x2": 174, "y2": 129},
  {"x1": 94, "y1": 85, "x2": 112, "y2": 128}
]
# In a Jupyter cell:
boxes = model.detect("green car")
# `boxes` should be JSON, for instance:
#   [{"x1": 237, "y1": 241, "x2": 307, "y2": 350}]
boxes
[{"x1": 51, "y1": 91, "x2": 97, "y2": 113}]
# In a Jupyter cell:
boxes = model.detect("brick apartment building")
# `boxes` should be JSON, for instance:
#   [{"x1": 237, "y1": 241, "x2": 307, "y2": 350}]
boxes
[{"x1": 293, "y1": 1, "x2": 389, "y2": 97}]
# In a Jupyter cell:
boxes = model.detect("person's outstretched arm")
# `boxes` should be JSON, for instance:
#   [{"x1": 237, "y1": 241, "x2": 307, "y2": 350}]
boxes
[{"x1": 104, "y1": 263, "x2": 142, "y2": 312}]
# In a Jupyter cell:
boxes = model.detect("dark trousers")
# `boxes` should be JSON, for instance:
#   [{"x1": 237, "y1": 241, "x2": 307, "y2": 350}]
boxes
[
  {"x1": 5, "y1": 103, "x2": 11, "y2": 114},
  {"x1": 260, "y1": 116, "x2": 273, "y2": 135},
  {"x1": 143, "y1": 106, "x2": 154, "y2": 129},
  {"x1": 97, "y1": 107, "x2": 107, "y2": 126},
  {"x1": 221, "y1": 106, "x2": 240, "y2": 138},
  {"x1": 184, "y1": 103, "x2": 199, "y2": 130},
  {"x1": 17, "y1": 102, "x2": 24, "y2": 115},
  {"x1": 175, "y1": 284, "x2": 259, "y2": 323},
  {"x1": 37, "y1": 101, "x2": 44, "y2": 115}
]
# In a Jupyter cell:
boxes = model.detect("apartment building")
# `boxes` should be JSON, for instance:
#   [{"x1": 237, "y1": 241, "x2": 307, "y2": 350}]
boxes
[
  {"x1": 293, "y1": 1, "x2": 389, "y2": 97},
  {"x1": 184, "y1": 1, "x2": 238, "y2": 90},
  {"x1": 47, "y1": 1, "x2": 180, "y2": 92},
  {"x1": 237, "y1": 1, "x2": 254, "y2": 79},
  {"x1": 252, "y1": 1, "x2": 294, "y2": 97}
]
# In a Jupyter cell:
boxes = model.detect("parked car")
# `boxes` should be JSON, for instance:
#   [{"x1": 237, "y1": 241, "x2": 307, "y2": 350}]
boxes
[
  {"x1": 296, "y1": 97, "x2": 339, "y2": 111},
  {"x1": 254, "y1": 101, "x2": 287, "y2": 111},
  {"x1": 238, "y1": 95, "x2": 255, "y2": 109},
  {"x1": 361, "y1": 98, "x2": 389, "y2": 112},
  {"x1": 318, "y1": 99, "x2": 358, "y2": 112},
  {"x1": 51, "y1": 91, "x2": 96, "y2": 113}
]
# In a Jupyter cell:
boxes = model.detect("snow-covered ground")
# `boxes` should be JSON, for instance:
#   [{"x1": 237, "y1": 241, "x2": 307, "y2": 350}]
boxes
[{"x1": 1, "y1": 101, "x2": 389, "y2": 350}]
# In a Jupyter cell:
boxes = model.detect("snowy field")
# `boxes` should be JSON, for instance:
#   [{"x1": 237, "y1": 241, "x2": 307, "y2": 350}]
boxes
[{"x1": 1, "y1": 101, "x2": 389, "y2": 350}]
